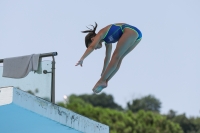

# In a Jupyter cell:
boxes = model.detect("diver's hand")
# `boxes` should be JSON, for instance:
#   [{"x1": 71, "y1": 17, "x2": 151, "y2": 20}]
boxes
[{"x1": 75, "y1": 60, "x2": 83, "y2": 67}]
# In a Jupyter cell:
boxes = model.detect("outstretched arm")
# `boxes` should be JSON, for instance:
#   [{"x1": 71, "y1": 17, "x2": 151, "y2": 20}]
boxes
[
  {"x1": 101, "y1": 43, "x2": 112, "y2": 75},
  {"x1": 75, "y1": 32, "x2": 103, "y2": 67}
]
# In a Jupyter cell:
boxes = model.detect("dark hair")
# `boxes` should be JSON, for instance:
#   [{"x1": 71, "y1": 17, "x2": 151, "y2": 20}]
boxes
[{"x1": 81, "y1": 22, "x2": 98, "y2": 48}]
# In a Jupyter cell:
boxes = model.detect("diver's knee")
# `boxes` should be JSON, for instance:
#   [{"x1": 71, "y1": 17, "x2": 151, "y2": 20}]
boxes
[{"x1": 112, "y1": 52, "x2": 122, "y2": 61}]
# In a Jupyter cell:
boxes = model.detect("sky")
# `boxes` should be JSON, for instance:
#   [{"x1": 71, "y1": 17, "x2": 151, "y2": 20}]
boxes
[{"x1": 0, "y1": 0, "x2": 200, "y2": 117}]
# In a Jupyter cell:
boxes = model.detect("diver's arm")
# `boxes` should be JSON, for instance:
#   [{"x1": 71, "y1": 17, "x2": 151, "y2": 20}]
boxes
[
  {"x1": 80, "y1": 34, "x2": 102, "y2": 60},
  {"x1": 75, "y1": 32, "x2": 104, "y2": 66}
]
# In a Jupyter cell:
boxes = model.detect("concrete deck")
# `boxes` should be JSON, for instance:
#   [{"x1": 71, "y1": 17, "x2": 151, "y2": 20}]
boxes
[{"x1": 0, "y1": 87, "x2": 109, "y2": 133}]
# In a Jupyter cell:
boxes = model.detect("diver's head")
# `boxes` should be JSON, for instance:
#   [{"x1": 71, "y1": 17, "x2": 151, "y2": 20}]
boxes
[{"x1": 82, "y1": 22, "x2": 98, "y2": 48}]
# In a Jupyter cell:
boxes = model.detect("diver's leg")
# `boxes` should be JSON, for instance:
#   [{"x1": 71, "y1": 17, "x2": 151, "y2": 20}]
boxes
[
  {"x1": 106, "y1": 39, "x2": 141, "y2": 83},
  {"x1": 93, "y1": 29, "x2": 138, "y2": 93}
]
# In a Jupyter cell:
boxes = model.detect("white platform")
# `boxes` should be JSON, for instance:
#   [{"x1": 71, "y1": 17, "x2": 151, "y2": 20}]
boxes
[{"x1": 0, "y1": 87, "x2": 109, "y2": 133}]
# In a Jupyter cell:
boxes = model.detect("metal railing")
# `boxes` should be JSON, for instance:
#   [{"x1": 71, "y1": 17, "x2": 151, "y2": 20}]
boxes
[{"x1": 0, "y1": 52, "x2": 57, "y2": 103}]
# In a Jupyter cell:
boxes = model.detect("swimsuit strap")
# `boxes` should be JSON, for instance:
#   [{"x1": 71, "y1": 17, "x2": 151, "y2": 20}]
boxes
[{"x1": 103, "y1": 24, "x2": 113, "y2": 39}]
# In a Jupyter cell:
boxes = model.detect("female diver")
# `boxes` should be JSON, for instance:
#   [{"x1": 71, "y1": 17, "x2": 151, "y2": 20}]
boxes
[{"x1": 75, "y1": 22, "x2": 142, "y2": 94}]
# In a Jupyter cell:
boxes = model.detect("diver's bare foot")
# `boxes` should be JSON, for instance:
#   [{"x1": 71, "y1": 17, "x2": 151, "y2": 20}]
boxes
[{"x1": 92, "y1": 80, "x2": 107, "y2": 93}]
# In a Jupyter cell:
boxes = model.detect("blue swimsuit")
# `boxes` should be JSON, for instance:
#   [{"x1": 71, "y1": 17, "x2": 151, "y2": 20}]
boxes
[{"x1": 103, "y1": 24, "x2": 142, "y2": 44}]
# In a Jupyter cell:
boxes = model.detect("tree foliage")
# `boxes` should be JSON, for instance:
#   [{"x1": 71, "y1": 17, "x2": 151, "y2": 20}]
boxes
[
  {"x1": 127, "y1": 95, "x2": 161, "y2": 113},
  {"x1": 57, "y1": 95, "x2": 183, "y2": 133},
  {"x1": 69, "y1": 93, "x2": 123, "y2": 110},
  {"x1": 57, "y1": 93, "x2": 200, "y2": 133},
  {"x1": 165, "y1": 110, "x2": 200, "y2": 133}
]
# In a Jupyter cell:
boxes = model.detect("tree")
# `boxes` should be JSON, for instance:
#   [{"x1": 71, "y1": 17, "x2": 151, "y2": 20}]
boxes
[
  {"x1": 70, "y1": 93, "x2": 123, "y2": 110},
  {"x1": 167, "y1": 109, "x2": 177, "y2": 119},
  {"x1": 166, "y1": 112, "x2": 200, "y2": 133},
  {"x1": 127, "y1": 95, "x2": 161, "y2": 113},
  {"x1": 57, "y1": 96, "x2": 183, "y2": 133}
]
